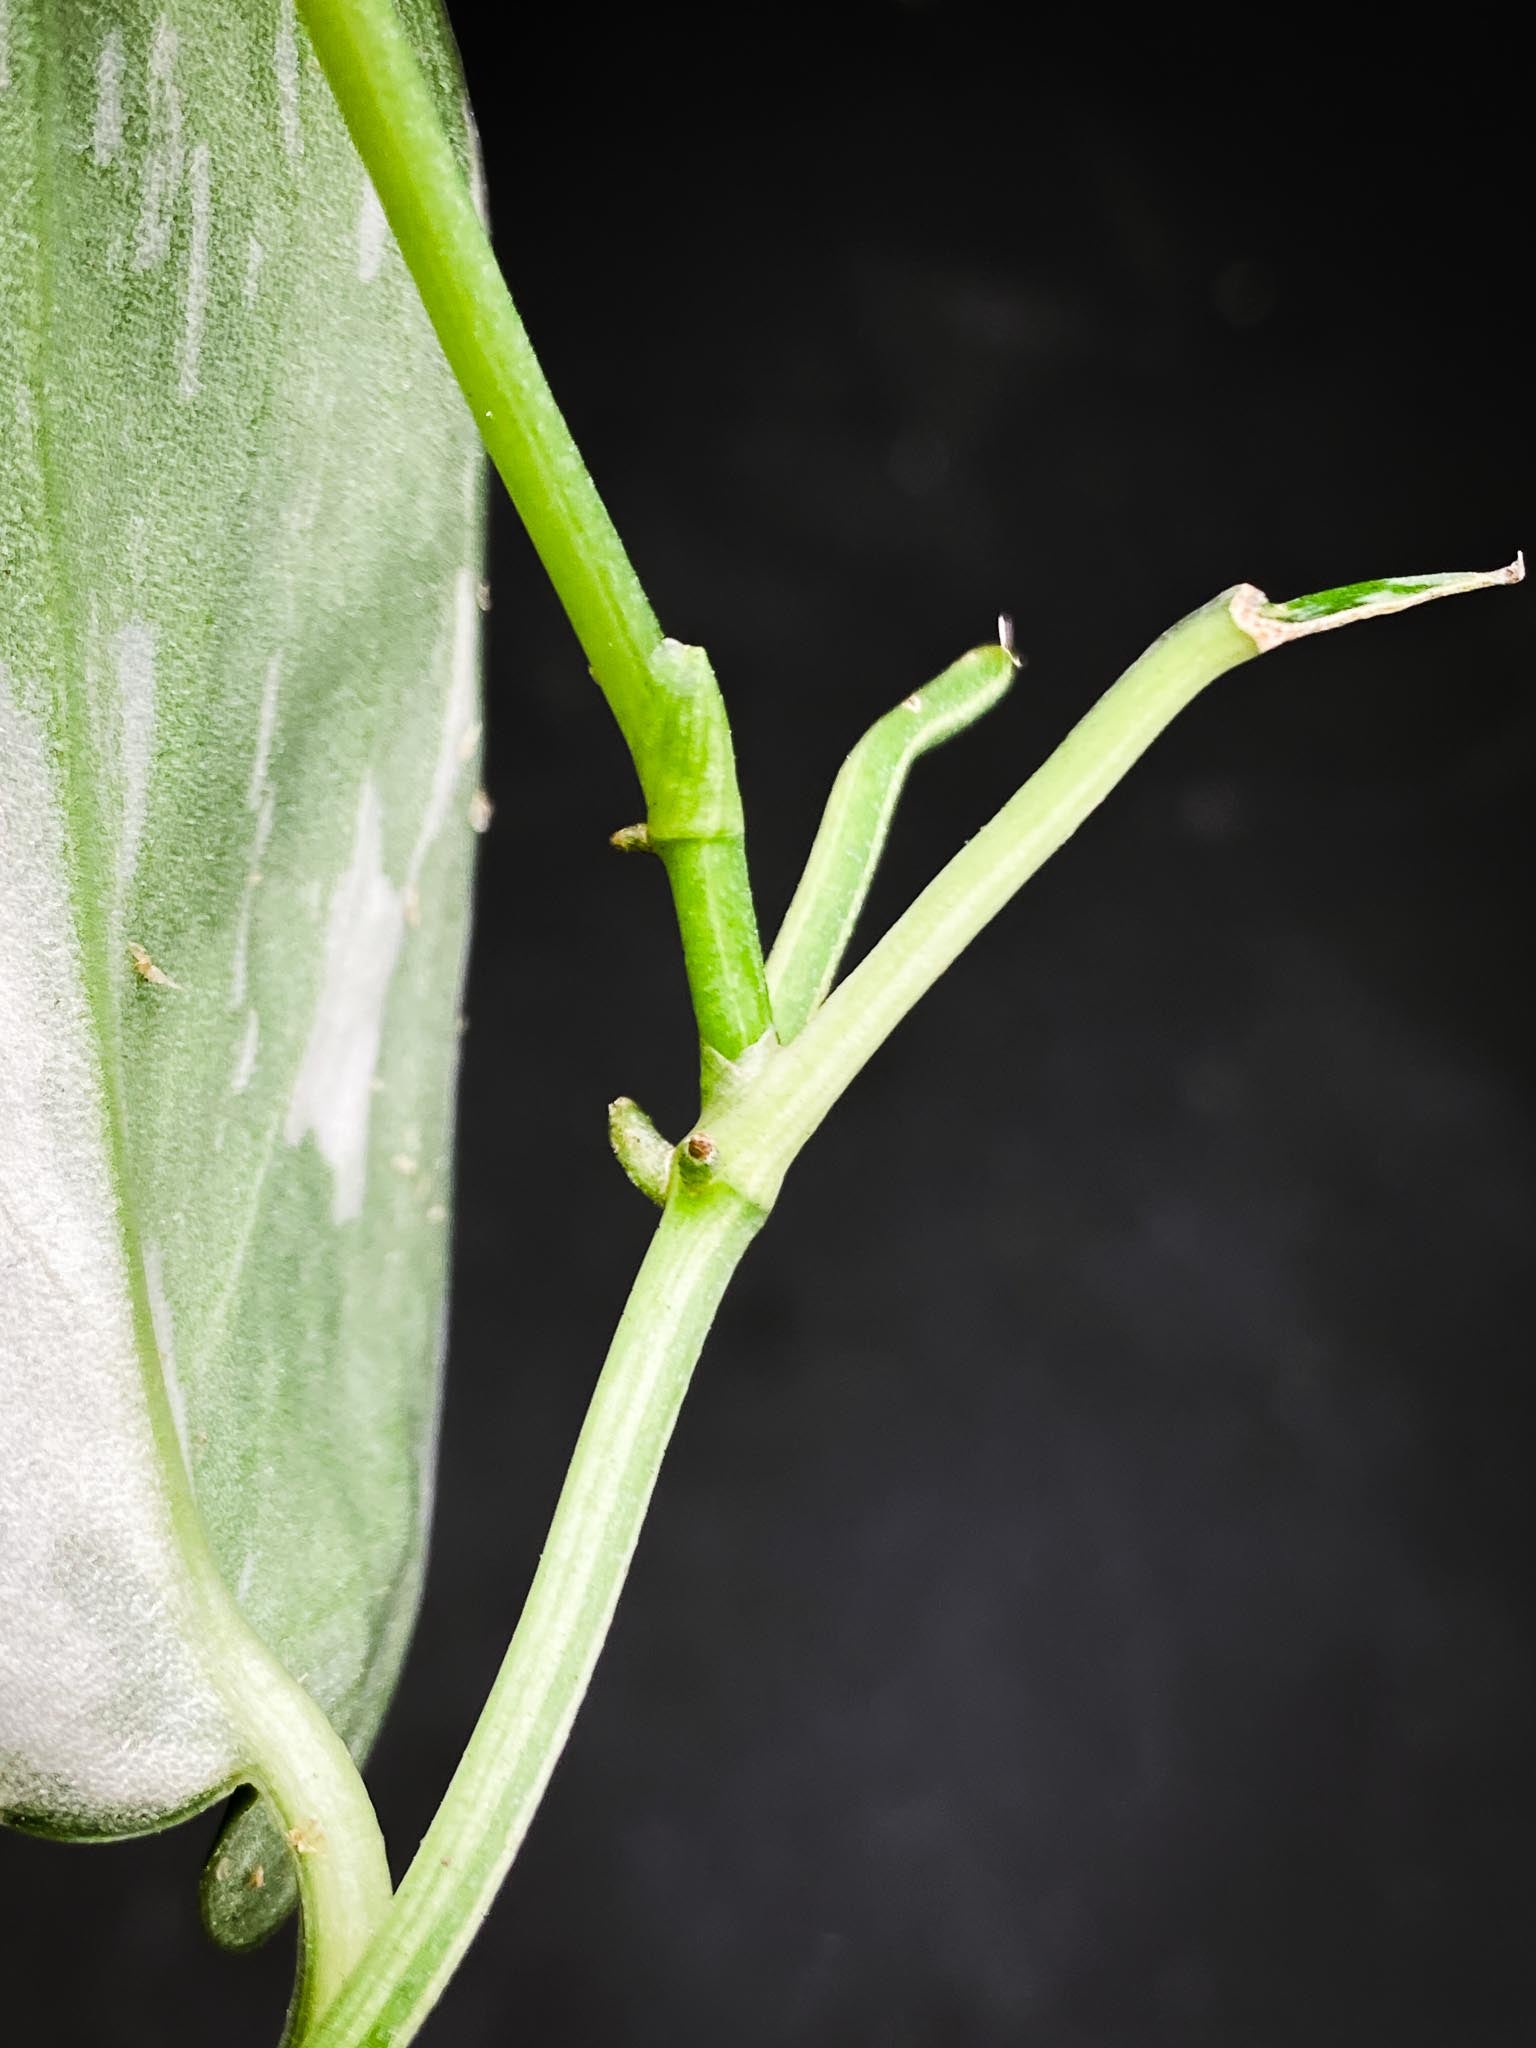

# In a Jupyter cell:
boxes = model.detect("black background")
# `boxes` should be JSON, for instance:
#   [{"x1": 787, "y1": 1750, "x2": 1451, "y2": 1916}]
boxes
[{"x1": 5, "y1": 7, "x2": 1533, "y2": 2044}]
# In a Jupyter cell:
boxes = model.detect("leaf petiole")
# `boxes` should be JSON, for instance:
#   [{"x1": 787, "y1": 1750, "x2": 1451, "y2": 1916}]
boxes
[
  {"x1": 716, "y1": 564, "x2": 1525, "y2": 1204},
  {"x1": 294, "y1": 0, "x2": 771, "y2": 1066},
  {"x1": 767, "y1": 637, "x2": 1020, "y2": 1043}
]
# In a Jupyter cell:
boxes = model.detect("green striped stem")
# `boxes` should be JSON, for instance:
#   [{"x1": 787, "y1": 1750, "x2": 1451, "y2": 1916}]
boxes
[
  {"x1": 767, "y1": 638, "x2": 1020, "y2": 1043},
  {"x1": 295, "y1": 0, "x2": 770, "y2": 1066}
]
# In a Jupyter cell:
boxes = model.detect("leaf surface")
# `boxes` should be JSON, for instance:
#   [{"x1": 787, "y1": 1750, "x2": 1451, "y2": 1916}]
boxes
[{"x1": 0, "y1": 0, "x2": 482, "y2": 1914}]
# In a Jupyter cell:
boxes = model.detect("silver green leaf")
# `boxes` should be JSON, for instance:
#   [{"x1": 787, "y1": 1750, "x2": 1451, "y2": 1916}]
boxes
[
  {"x1": 0, "y1": 0, "x2": 482, "y2": 1917},
  {"x1": 1230, "y1": 556, "x2": 1524, "y2": 648}
]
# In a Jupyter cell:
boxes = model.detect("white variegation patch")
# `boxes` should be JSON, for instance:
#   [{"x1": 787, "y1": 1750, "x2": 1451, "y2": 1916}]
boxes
[
  {"x1": 93, "y1": 31, "x2": 125, "y2": 166},
  {"x1": 111, "y1": 619, "x2": 156, "y2": 910},
  {"x1": 243, "y1": 232, "x2": 264, "y2": 306},
  {"x1": 285, "y1": 777, "x2": 406, "y2": 1224},
  {"x1": 408, "y1": 568, "x2": 480, "y2": 893},
  {"x1": 178, "y1": 140, "x2": 211, "y2": 399},
  {"x1": 0, "y1": 684, "x2": 236, "y2": 1828},
  {"x1": 247, "y1": 653, "x2": 281, "y2": 804},
  {"x1": 134, "y1": 16, "x2": 183, "y2": 271},
  {"x1": 231, "y1": 1008, "x2": 260, "y2": 1094},
  {"x1": 356, "y1": 175, "x2": 388, "y2": 282}
]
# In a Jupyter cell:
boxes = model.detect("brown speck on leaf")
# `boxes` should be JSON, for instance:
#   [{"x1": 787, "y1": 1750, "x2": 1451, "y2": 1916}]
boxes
[
  {"x1": 128, "y1": 942, "x2": 178, "y2": 988},
  {"x1": 246, "y1": 1864, "x2": 265, "y2": 1891},
  {"x1": 685, "y1": 1133, "x2": 717, "y2": 1165}
]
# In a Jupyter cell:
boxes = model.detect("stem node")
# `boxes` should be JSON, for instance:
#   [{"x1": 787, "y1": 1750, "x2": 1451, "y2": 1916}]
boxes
[
  {"x1": 608, "y1": 1097, "x2": 672, "y2": 1206},
  {"x1": 608, "y1": 822, "x2": 653, "y2": 854},
  {"x1": 678, "y1": 1131, "x2": 720, "y2": 1188}
]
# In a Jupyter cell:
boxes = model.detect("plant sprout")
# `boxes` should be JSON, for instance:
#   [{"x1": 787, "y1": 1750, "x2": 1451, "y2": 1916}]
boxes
[{"x1": 0, "y1": 2, "x2": 1521, "y2": 2042}]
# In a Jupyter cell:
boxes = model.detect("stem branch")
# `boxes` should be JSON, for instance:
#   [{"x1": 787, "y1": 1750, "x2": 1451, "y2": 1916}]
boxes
[
  {"x1": 716, "y1": 591, "x2": 1261, "y2": 1198},
  {"x1": 715, "y1": 557, "x2": 1523, "y2": 1201},
  {"x1": 767, "y1": 641, "x2": 1018, "y2": 1042},
  {"x1": 296, "y1": 0, "x2": 771, "y2": 1062},
  {"x1": 267, "y1": 21, "x2": 1529, "y2": 2017}
]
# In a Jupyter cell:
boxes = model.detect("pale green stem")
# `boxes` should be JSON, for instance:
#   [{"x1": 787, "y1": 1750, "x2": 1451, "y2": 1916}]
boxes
[
  {"x1": 767, "y1": 642, "x2": 1019, "y2": 1042},
  {"x1": 713, "y1": 559, "x2": 1525, "y2": 1203},
  {"x1": 290, "y1": 587, "x2": 1251, "y2": 2048},
  {"x1": 114, "y1": 1221, "x2": 391, "y2": 2033},
  {"x1": 710, "y1": 591, "x2": 1261, "y2": 1203},
  {"x1": 299, "y1": 1180, "x2": 765, "y2": 2048},
  {"x1": 97, "y1": 1199, "x2": 391, "y2": 2037},
  {"x1": 211, "y1": 1629, "x2": 395, "y2": 2039},
  {"x1": 296, "y1": 554, "x2": 1520, "y2": 2040}
]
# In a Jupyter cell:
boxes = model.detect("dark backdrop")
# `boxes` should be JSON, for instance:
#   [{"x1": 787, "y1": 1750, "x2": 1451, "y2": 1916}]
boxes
[{"x1": 6, "y1": 9, "x2": 1533, "y2": 2044}]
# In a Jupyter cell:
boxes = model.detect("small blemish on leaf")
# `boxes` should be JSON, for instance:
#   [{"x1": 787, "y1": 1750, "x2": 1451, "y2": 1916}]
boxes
[{"x1": 128, "y1": 942, "x2": 178, "y2": 988}]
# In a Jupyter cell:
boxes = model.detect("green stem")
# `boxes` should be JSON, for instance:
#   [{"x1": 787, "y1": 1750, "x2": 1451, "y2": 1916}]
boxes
[
  {"x1": 295, "y1": 0, "x2": 771, "y2": 1063},
  {"x1": 767, "y1": 641, "x2": 1019, "y2": 1042},
  {"x1": 113, "y1": 1186, "x2": 391, "y2": 2034},
  {"x1": 211, "y1": 1628, "x2": 394, "y2": 2039},
  {"x1": 299, "y1": 1179, "x2": 765, "y2": 2048},
  {"x1": 714, "y1": 558, "x2": 1525, "y2": 1201},
  {"x1": 113, "y1": 1241, "x2": 390, "y2": 2038},
  {"x1": 111, "y1": 1194, "x2": 390, "y2": 2037},
  {"x1": 289, "y1": 559, "x2": 1516, "y2": 2040},
  {"x1": 714, "y1": 590, "x2": 1261, "y2": 1201}
]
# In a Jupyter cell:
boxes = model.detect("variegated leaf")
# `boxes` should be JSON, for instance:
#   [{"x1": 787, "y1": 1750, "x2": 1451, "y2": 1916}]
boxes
[{"x1": 0, "y1": 0, "x2": 482, "y2": 1940}]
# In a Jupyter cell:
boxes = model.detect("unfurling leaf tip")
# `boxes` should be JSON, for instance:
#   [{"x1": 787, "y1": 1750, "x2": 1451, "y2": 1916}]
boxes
[{"x1": 1230, "y1": 554, "x2": 1525, "y2": 652}]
